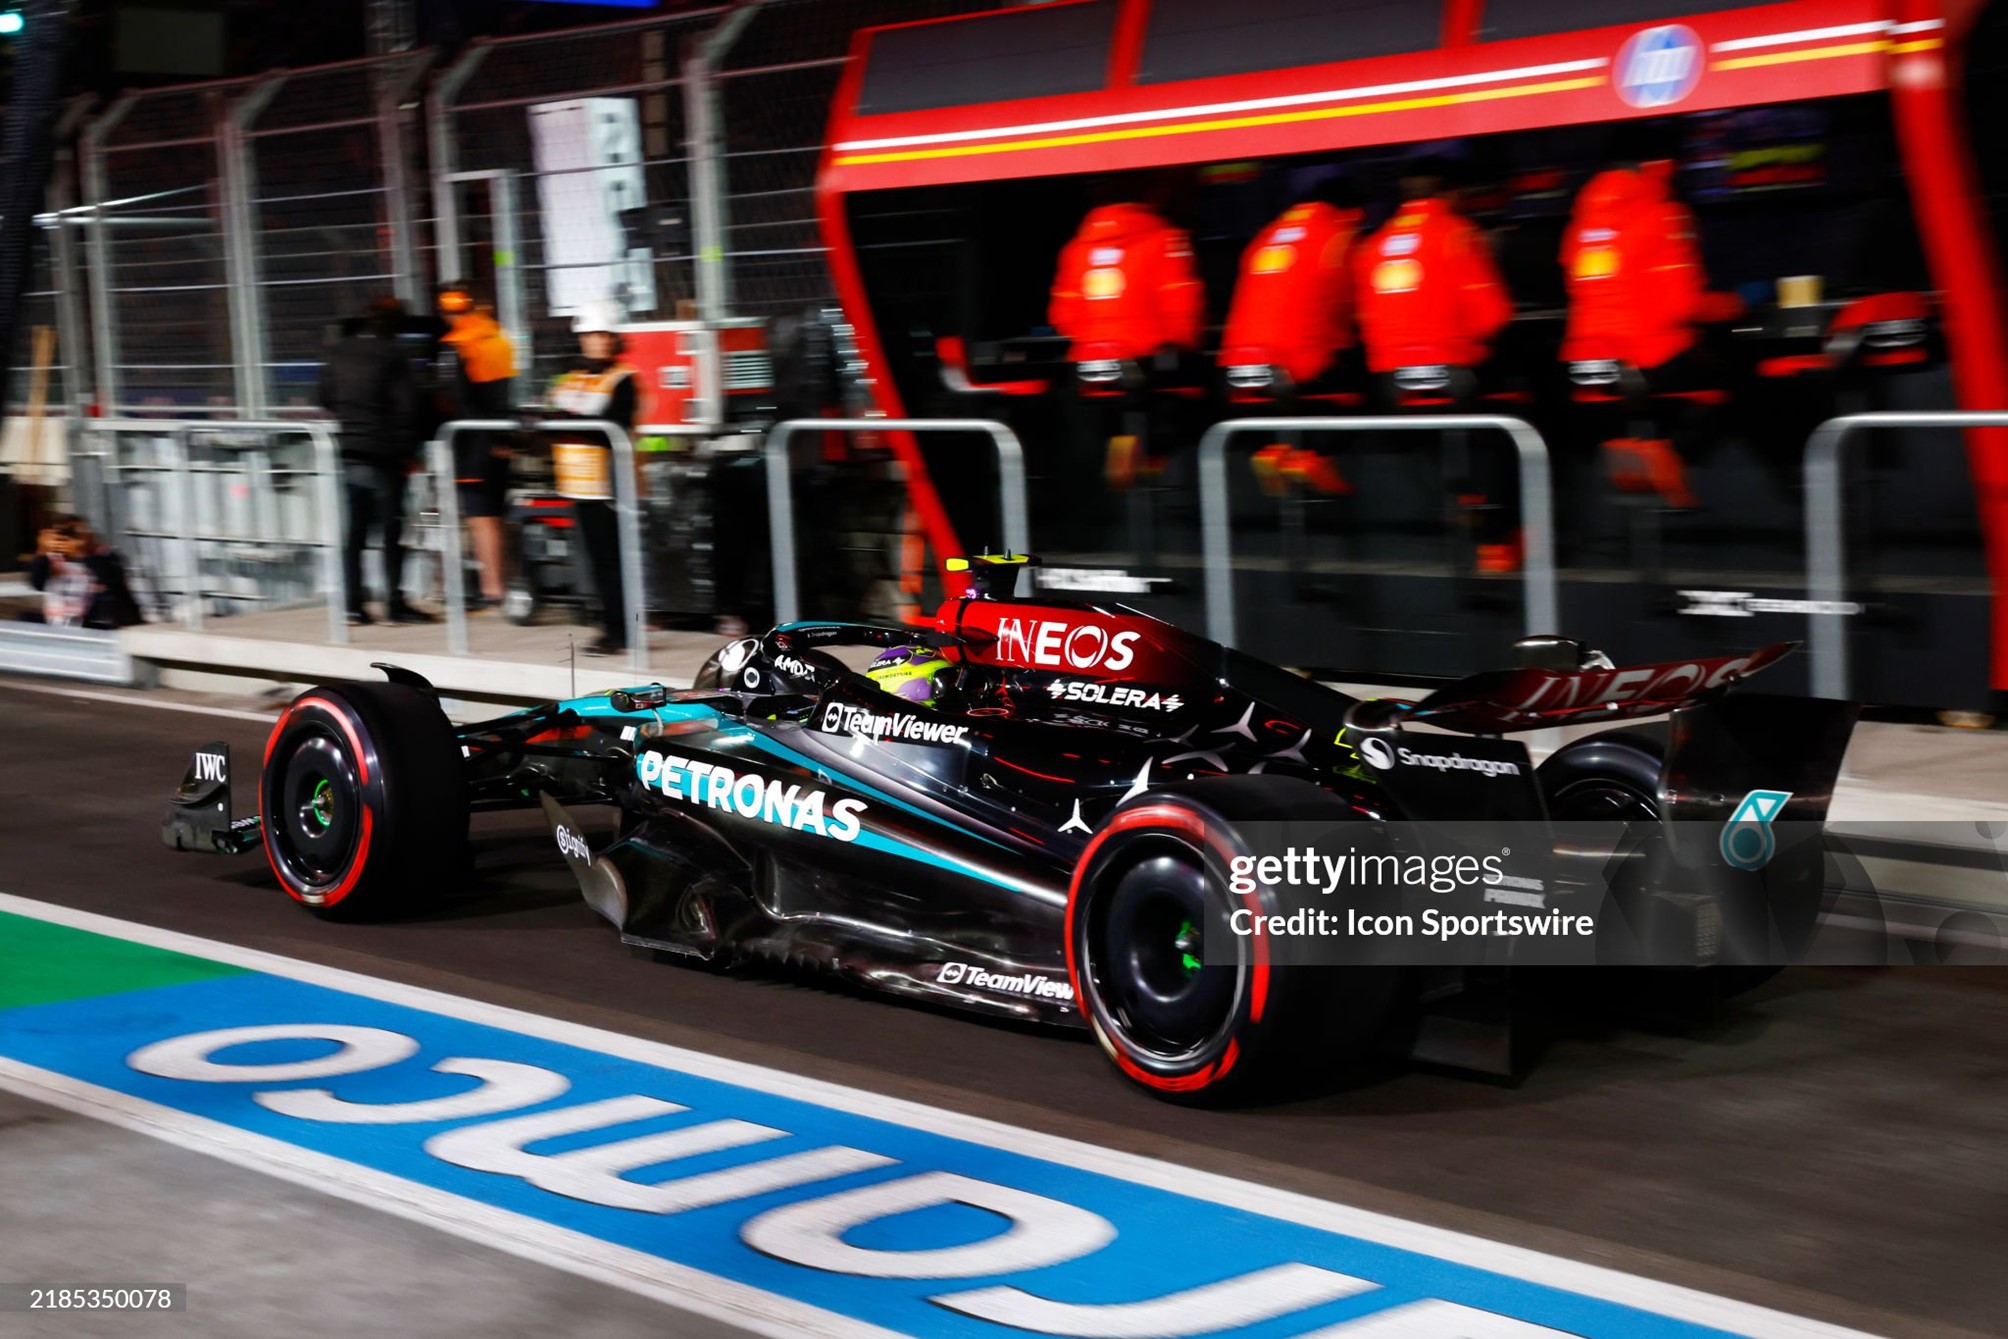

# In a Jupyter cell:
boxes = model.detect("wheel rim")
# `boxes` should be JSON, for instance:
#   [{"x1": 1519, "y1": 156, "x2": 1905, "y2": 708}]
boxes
[
  {"x1": 268, "y1": 727, "x2": 363, "y2": 895},
  {"x1": 1085, "y1": 847, "x2": 1237, "y2": 1064},
  {"x1": 1547, "y1": 776, "x2": 1660, "y2": 822}
]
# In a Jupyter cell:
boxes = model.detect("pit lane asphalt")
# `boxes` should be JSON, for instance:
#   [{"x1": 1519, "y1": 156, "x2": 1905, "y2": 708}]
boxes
[{"x1": 1, "y1": 681, "x2": 2001, "y2": 1339}]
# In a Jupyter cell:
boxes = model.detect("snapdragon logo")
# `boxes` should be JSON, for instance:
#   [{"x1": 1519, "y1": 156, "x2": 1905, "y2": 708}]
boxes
[
  {"x1": 553, "y1": 825, "x2": 592, "y2": 863},
  {"x1": 820, "y1": 702, "x2": 969, "y2": 745},
  {"x1": 635, "y1": 751, "x2": 867, "y2": 842},
  {"x1": 1358, "y1": 737, "x2": 1521, "y2": 778},
  {"x1": 938, "y1": 961, "x2": 1075, "y2": 1001}
]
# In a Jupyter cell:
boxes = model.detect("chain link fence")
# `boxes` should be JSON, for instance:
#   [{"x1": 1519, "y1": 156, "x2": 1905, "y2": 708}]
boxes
[
  {"x1": 9, "y1": 0, "x2": 1016, "y2": 457},
  {"x1": 247, "y1": 54, "x2": 430, "y2": 413},
  {"x1": 86, "y1": 82, "x2": 248, "y2": 415}
]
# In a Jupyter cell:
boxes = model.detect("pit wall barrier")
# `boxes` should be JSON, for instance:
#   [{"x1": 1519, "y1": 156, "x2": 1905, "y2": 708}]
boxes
[
  {"x1": 763, "y1": 418, "x2": 1029, "y2": 626},
  {"x1": 1196, "y1": 416, "x2": 1558, "y2": 649},
  {"x1": 1803, "y1": 410, "x2": 2008, "y2": 702}
]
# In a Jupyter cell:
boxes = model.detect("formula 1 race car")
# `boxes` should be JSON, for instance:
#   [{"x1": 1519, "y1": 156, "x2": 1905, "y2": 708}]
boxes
[{"x1": 165, "y1": 554, "x2": 1859, "y2": 1100}]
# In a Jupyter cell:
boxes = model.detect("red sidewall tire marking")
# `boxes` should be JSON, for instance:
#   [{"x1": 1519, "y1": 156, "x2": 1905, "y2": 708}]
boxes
[
  {"x1": 261, "y1": 695, "x2": 376, "y2": 910},
  {"x1": 1065, "y1": 802, "x2": 1271, "y2": 1093}
]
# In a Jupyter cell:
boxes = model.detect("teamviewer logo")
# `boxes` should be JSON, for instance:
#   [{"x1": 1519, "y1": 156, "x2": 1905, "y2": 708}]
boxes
[
  {"x1": 938, "y1": 962, "x2": 968, "y2": 985},
  {"x1": 1720, "y1": 790, "x2": 1792, "y2": 870}
]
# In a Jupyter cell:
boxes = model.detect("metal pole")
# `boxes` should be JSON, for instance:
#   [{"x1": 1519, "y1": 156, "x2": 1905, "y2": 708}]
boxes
[
  {"x1": 1802, "y1": 410, "x2": 2008, "y2": 701},
  {"x1": 428, "y1": 45, "x2": 489, "y2": 288},
  {"x1": 47, "y1": 96, "x2": 94, "y2": 418},
  {"x1": 607, "y1": 423, "x2": 647, "y2": 672},
  {"x1": 1197, "y1": 415, "x2": 1557, "y2": 649},
  {"x1": 431, "y1": 433, "x2": 469, "y2": 654},
  {"x1": 376, "y1": 51, "x2": 434, "y2": 304},
  {"x1": 166, "y1": 426, "x2": 203, "y2": 630},
  {"x1": 221, "y1": 76, "x2": 285, "y2": 418},
  {"x1": 685, "y1": 2, "x2": 764, "y2": 330},
  {"x1": 80, "y1": 98, "x2": 132, "y2": 416},
  {"x1": 763, "y1": 418, "x2": 1029, "y2": 624},
  {"x1": 313, "y1": 425, "x2": 350, "y2": 645}
]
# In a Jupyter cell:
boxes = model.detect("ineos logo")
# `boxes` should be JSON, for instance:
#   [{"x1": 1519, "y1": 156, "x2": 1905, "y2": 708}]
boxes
[
  {"x1": 1358, "y1": 737, "x2": 1396, "y2": 771},
  {"x1": 994, "y1": 618, "x2": 1140, "y2": 672}
]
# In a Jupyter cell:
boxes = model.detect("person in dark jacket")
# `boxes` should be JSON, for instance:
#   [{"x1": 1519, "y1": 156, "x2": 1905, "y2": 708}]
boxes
[
  {"x1": 320, "y1": 297, "x2": 430, "y2": 625},
  {"x1": 22, "y1": 515, "x2": 141, "y2": 629}
]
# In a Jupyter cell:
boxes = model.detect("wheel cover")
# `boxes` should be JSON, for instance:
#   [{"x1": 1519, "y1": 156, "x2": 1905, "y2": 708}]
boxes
[
  {"x1": 267, "y1": 727, "x2": 364, "y2": 896},
  {"x1": 1082, "y1": 842, "x2": 1238, "y2": 1067}
]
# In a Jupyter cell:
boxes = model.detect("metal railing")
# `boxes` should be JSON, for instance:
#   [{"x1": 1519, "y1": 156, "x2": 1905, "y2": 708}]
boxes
[
  {"x1": 428, "y1": 419, "x2": 711, "y2": 674},
  {"x1": 1804, "y1": 411, "x2": 2008, "y2": 700},
  {"x1": 80, "y1": 417, "x2": 347, "y2": 642},
  {"x1": 1197, "y1": 415, "x2": 1558, "y2": 648},
  {"x1": 764, "y1": 418, "x2": 1029, "y2": 625}
]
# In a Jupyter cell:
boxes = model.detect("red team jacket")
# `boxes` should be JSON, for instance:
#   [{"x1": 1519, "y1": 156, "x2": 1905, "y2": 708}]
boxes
[
  {"x1": 1560, "y1": 165, "x2": 1712, "y2": 371},
  {"x1": 1353, "y1": 197, "x2": 1514, "y2": 373},
  {"x1": 1049, "y1": 203, "x2": 1205, "y2": 362},
  {"x1": 1220, "y1": 201, "x2": 1363, "y2": 385}
]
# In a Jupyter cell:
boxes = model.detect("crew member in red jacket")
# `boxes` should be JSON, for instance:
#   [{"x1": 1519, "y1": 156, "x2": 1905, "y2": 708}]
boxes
[
  {"x1": 1049, "y1": 198, "x2": 1204, "y2": 363},
  {"x1": 1560, "y1": 149, "x2": 1738, "y2": 509},
  {"x1": 1221, "y1": 178, "x2": 1364, "y2": 495},
  {"x1": 1050, "y1": 193, "x2": 1206, "y2": 488},
  {"x1": 1354, "y1": 160, "x2": 1513, "y2": 383},
  {"x1": 1355, "y1": 159, "x2": 1518, "y2": 569}
]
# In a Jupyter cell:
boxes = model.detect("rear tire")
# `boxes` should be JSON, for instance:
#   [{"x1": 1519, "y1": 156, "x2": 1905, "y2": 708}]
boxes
[
  {"x1": 1537, "y1": 725, "x2": 1778, "y2": 1007},
  {"x1": 1067, "y1": 776, "x2": 1400, "y2": 1104},
  {"x1": 259, "y1": 682, "x2": 468, "y2": 920}
]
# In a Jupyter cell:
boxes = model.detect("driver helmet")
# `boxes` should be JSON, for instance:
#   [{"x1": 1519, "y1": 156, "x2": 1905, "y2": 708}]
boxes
[{"x1": 865, "y1": 645, "x2": 955, "y2": 706}]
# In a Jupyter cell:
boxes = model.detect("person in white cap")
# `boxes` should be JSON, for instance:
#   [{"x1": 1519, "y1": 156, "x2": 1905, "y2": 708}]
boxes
[{"x1": 545, "y1": 300, "x2": 638, "y2": 656}]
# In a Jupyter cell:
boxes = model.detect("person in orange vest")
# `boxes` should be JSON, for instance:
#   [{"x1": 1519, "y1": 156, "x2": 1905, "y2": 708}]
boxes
[
  {"x1": 437, "y1": 284, "x2": 517, "y2": 610},
  {"x1": 1222, "y1": 178, "x2": 1364, "y2": 496},
  {"x1": 1354, "y1": 158, "x2": 1513, "y2": 386},
  {"x1": 1560, "y1": 144, "x2": 1739, "y2": 509},
  {"x1": 1049, "y1": 188, "x2": 1205, "y2": 487},
  {"x1": 1355, "y1": 158, "x2": 1518, "y2": 570}
]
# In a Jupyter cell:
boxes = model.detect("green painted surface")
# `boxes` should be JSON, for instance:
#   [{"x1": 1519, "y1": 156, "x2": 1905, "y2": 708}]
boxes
[{"x1": 0, "y1": 911, "x2": 247, "y2": 1013}]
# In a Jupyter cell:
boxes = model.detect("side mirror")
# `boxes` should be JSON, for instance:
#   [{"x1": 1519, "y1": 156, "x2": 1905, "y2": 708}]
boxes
[{"x1": 1513, "y1": 635, "x2": 1611, "y2": 672}]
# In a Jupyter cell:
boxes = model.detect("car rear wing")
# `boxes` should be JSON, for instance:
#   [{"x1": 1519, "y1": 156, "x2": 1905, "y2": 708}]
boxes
[{"x1": 1400, "y1": 644, "x2": 1797, "y2": 734}]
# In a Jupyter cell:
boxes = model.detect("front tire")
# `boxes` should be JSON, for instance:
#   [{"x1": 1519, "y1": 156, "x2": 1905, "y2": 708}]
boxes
[
  {"x1": 1067, "y1": 776, "x2": 1399, "y2": 1103},
  {"x1": 260, "y1": 682, "x2": 468, "y2": 920}
]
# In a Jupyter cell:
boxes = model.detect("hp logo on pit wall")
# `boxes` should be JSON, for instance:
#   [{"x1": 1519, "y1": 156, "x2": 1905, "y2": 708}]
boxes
[
  {"x1": 1721, "y1": 789, "x2": 1792, "y2": 870},
  {"x1": 1616, "y1": 25, "x2": 1703, "y2": 109}
]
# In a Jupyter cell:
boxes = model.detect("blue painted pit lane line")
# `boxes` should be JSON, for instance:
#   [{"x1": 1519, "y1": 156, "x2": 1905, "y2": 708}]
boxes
[{"x1": 0, "y1": 893, "x2": 1881, "y2": 1339}]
